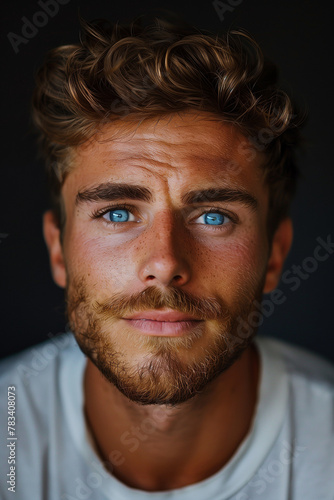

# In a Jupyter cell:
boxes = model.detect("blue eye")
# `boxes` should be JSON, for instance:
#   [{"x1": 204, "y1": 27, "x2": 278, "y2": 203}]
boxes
[
  {"x1": 204, "y1": 213, "x2": 225, "y2": 225},
  {"x1": 196, "y1": 212, "x2": 228, "y2": 226},
  {"x1": 105, "y1": 209, "x2": 131, "y2": 222}
]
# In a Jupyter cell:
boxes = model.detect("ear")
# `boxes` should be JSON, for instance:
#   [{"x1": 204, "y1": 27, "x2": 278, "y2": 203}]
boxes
[
  {"x1": 43, "y1": 210, "x2": 66, "y2": 288},
  {"x1": 263, "y1": 218, "x2": 293, "y2": 294}
]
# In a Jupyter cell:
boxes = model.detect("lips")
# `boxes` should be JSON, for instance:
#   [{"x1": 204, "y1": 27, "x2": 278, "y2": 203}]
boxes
[
  {"x1": 123, "y1": 309, "x2": 202, "y2": 322},
  {"x1": 122, "y1": 309, "x2": 204, "y2": 336}
]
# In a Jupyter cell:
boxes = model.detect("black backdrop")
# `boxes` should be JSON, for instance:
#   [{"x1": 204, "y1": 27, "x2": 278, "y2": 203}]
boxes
[{"x1": 1, "y1": 0, "x2": 333, "y2": 362}]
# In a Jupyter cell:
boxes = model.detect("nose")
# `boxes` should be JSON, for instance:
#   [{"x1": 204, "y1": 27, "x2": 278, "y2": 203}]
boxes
[{"x1": 137, "y1": 210, "x2": 192, "y2": 287}]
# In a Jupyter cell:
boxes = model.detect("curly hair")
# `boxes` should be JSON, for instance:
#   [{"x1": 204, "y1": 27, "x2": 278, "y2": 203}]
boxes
[{"x1": 32, "y1": 16, "x2": 303, "y2": 239}]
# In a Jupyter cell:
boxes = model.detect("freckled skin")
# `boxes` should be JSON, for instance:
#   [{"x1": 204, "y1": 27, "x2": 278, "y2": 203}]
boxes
[
  {"x1": 43, "y1": 110, "x2": 293, "y2": 491},
  {"x1": 62, "y1": 112, "x2": 269, "y2": 298}
]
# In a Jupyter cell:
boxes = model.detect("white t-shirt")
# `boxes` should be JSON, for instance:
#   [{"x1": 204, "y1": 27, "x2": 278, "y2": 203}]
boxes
[{"x1": 0, "y1": 333, "x2": 333, "y2": 500}]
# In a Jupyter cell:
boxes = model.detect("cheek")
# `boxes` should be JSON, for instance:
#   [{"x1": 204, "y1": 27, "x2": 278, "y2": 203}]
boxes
[
  {"x1": 65, "y1": 231, "x2": 134, "y2": 289},
  {"x1": 197, "y1": 231, "x2": 268, "y2": 294}
]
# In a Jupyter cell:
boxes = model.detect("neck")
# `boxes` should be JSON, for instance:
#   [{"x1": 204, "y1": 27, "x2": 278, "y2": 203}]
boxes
[{"x1": 83, "y1": 342, "x2": 260, "y2": 492}]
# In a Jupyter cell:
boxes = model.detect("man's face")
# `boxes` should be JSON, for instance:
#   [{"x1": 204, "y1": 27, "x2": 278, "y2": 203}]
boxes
[{"x1": 51, "y1": 111, "x2": 274, "y2": 406}]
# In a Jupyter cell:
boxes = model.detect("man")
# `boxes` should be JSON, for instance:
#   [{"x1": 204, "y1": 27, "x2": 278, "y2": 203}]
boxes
[{"x1": 0, "y1": 16, "x2": 333, "y2": 500}]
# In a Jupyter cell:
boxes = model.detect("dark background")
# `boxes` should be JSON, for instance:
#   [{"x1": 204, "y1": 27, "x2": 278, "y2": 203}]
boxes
[{"x1": 1, "y1": 0, "x2": 333, "y2": 362}]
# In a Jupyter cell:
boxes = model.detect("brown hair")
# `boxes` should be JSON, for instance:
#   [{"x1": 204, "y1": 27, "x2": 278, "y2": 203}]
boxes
[{"x1": 32, "y1": 16, "x2": 303, "y2": 239}]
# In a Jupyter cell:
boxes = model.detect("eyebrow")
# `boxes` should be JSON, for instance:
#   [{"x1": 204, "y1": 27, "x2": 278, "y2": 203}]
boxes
[
  {"x1": 75, "y1": 182, "x2": 258, "y2": 210},
  {"x1": 76, "y1": 183, "x2": 152, "y2": 205},
  {"x1": 181, "y1": 188, "x2": 258, "y2": 210}
]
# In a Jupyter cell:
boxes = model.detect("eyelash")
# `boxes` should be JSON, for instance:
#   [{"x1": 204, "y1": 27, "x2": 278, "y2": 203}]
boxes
[
  {"x1": 91, "y1": 204, "x2": 137, "y2": 224},
  {"x1": 90, "y1": 204, "x2": 237, "y2": 230}
]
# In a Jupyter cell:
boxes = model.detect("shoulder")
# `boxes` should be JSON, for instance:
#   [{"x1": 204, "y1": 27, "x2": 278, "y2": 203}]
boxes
[
  {"x1": 0, "y1": 332, "x2": 85, "y2": 452},
  {"x1": 0, "y1": 335, "x2": 86, "y2": 498},
  {"x1": 0, "y1": 333, "x2": 83, "y2": 403},
  {"x1": 255, "y1": 337, "x2": 334, "y2": 496},
  {"x1": 256, "y1": 335, "x2": 334, "y2": 434},
  {"x1": 257, "y1": 335, "x2": 334, "y2": 389}
]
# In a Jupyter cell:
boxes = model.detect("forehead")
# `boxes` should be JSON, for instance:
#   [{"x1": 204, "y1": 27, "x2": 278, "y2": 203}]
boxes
[{"x1": 65, "y1": 111, "x2": 266, "y2": 195}]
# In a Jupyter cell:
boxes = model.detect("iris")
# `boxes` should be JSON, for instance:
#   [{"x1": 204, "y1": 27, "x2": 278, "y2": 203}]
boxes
[
  {"x1": 204, "y1": 213, "x2": 225, "y2": 225},
  {"x1": 109, "y1": 209, "x2": 129, "y2": 222}
]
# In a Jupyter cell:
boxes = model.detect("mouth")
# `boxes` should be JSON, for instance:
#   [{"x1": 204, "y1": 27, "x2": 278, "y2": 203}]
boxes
[{"x1": 122, "y1": 310, "x2": 204, "y2": 336}]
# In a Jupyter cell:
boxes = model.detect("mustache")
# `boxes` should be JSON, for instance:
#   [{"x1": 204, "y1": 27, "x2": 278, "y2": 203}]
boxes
[{"x1": 92, "y1": 286, "x2": 228, "y2": 321}]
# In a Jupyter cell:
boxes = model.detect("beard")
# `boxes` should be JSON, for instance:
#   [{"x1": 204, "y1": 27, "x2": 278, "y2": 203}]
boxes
[{"x1": 65, "y1": 273, "x2": 264, "y2": 408}]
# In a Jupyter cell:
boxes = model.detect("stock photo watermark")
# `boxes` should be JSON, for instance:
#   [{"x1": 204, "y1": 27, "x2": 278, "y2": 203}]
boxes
[
  {"x1": 60, "y1": 420, "x2": 308, "y2": 499},
  {"x1": 228, "y1": 233, "x2": 334, "y2": 351},
  {"x1": 235, "y1": 440, "x2": 307, "y2": 499},
  {"x1": 7, "y1": 0, "x2": 71, "y2": 54},
  {"x1": 0, "y1": 233, "x2": 9, "y2": 245},
  {"x1": 61, "y1": 407, "x2": 169, "y2": 499},
  {"x1": 15, "y1": 326, "x2": 77, "y2": 385},
  {"x1": 6, "y1": 386, "x2": 17, "y2": 493},
  {"x1": 212, "y1": 0, "x2": 243, "y2": 22}
]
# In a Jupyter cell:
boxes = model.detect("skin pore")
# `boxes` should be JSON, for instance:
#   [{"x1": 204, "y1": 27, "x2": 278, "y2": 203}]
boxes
[{"x1": 43, "y1": 110, "x2": 292, "y2": 491}]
